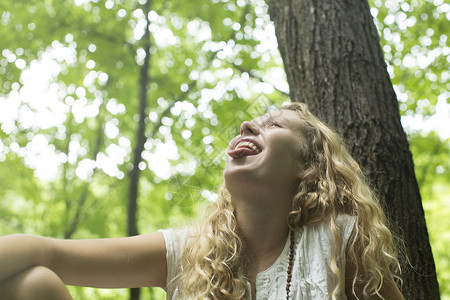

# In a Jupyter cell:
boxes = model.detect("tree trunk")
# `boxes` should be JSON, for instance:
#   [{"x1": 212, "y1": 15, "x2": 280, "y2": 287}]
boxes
[
  {"x1": 128, "y1": 0, "x2": 152, "y2": 299},
  {"x1": 65, "y1": 120, "x2": 104, "y2": 239},
  {"x1": 268, "y1": 0, "x2": 440, "y2": 298}
]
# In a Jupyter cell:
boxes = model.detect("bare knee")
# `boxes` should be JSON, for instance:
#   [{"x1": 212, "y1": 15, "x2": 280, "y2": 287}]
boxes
[{"x1": 0, "y1": 266, "x2": 72, "y2": 300}]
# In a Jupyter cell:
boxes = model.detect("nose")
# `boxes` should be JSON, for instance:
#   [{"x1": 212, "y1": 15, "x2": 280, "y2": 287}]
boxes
[{"x1": 240, "y1": 120, "x2": 260, "y2": 136}]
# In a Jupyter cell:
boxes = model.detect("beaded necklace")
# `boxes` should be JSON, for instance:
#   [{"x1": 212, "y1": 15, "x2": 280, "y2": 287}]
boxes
[
  {"x1": 251, "y1": 230, "x2": 296, "y2": 300},
  {"x1": 285, "y1": 230, "x2": 295, "y2": 300}
]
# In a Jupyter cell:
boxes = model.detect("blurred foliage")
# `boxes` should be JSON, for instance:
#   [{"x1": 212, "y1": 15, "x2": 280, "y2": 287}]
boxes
[
  {"x1": 409, "y1": 131, "x2": 450, "y2": 298},
  {"x1": 369, "y1": 0, "x2": 449, "y2": 116},
  {"x1": 0, "y1": 0, "x2": 448, "y2": 299}
]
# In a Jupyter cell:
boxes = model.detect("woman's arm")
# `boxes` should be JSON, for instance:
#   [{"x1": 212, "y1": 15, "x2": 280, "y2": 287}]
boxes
[{"x1": 0, "y1": 232, "x2": 167, "y2": 289}]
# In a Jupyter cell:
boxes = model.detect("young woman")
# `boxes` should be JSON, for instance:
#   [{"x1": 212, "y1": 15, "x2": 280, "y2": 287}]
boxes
[{"x1": 0, "y1": 103, "x2": 404, "y2": 299}]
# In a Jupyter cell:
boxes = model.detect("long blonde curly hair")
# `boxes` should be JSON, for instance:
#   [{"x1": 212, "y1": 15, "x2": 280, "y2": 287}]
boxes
[{"x1": 176, "y1": 102, "x2": 402, "y2": 299}]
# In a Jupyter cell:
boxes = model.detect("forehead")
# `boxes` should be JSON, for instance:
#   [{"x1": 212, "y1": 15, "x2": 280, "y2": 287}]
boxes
[{"x1": 253, "y1": 110, "x2": 304, "y2": 131}]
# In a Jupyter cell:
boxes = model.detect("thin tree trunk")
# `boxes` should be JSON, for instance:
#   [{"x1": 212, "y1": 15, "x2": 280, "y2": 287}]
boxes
[
  {"x1": 268, "y1": 0, "x2": 440, "y2": 298},
  {"x1": 128, "y1": 0, "x2": 152, "y2": 299},
  {"x1": 65, "y1": 118, "x2": 104, "y2": 239}
]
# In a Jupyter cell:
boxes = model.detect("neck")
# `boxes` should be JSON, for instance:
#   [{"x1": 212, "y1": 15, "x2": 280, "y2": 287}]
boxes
[{"x1": 232, "y1": 193, "x2": 291, "y2": 274}]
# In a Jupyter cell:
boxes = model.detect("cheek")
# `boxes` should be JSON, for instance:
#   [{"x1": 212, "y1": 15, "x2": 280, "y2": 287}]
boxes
[{"x1": 268, "y1": 143, "x2": 300, "y2": 173}]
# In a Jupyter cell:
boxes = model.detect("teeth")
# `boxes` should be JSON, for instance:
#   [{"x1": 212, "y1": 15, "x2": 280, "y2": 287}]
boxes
[{"x1": 235, "y1": 141, "x2": 261, "y2": 154}]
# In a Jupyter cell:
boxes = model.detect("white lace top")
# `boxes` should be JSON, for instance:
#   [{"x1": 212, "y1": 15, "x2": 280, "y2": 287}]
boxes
[{"x1": 161, "y1": 214, "x2": 356, "y2": 300}]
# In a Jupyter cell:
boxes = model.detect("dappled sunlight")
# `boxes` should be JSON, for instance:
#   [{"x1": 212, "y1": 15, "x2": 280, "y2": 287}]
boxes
[
  {"x1": 0, "y1": 0, "x2": 448, "y2": 298},
  {"x1": 401, "y1": 94, "x2": 450, "y2": 139}
]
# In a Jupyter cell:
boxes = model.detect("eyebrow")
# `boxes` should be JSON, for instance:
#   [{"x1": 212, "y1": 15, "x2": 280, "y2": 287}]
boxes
[
  {"x1": 255, "y1": 116, "x2": 280, "y2": 127},
  {"x1": 260, "y1": 112, "x2": 283, "y2": 122},
  {"x1": 275, "y1": 112, "x2": 304, "y2": 132}
]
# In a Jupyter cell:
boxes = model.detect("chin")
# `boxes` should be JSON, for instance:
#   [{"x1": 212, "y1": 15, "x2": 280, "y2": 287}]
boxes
[
  {"x1": 224, "y1": 163, "x2": 266, "y2": 193},
  {"x1": 224, "y1": 160, "x2": 258, "y2": 179}
]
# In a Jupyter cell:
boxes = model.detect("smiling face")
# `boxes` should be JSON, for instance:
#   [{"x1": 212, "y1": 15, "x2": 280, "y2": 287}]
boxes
[{"x1": 224, "y1": 110, "x2": 307, "y2": 200}]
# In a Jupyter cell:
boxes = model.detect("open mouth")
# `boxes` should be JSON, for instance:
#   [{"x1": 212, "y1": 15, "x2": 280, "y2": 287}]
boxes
[{"x1": 228, "y1": 140, "x2": 262, "y2": 159}]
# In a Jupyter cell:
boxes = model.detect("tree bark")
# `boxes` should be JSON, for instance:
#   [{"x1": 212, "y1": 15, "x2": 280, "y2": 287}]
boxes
[
  {"x1": 128, "y1": 0, "x2": 152, "y2": 299},
  {"x1": 268, "y1": 0, "x2": 440, "y2": 298}
]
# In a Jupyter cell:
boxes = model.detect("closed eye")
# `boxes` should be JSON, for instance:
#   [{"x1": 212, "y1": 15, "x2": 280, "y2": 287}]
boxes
[{"x1": 268, "y1": 121, "x2": 282, "y2": 128}]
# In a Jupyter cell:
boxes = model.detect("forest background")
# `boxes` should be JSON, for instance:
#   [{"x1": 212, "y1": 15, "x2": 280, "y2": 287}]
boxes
[{"x1": 0, "y1": 0, "x2": 448, "y2": 299}]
